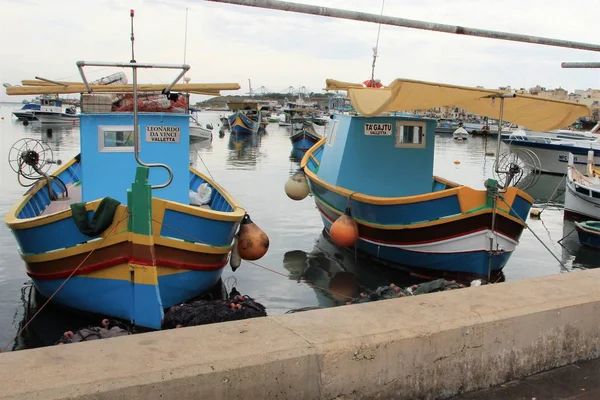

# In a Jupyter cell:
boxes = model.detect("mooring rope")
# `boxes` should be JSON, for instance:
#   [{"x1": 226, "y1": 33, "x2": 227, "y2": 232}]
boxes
[
  {"x1": 1, "y1": 213, "x2": 130, "y2": 353},
  {"x1": 498, "y1": 195, "x2": 569, "y2": 272}
]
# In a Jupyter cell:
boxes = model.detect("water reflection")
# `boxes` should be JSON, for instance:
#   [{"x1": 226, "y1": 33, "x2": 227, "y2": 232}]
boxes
[
  {"x1": 289, "y1": 148, "x2": 305, "y2": 163},
  {"x1": 521, "y1": 173, "x2": 566, "y2": 205},
  {"x1": 282, "y1": 231, "x2": 425, "y2": 307},
  {"x1": 226, "y1": 132, "x2": 264, "y2": 168}
]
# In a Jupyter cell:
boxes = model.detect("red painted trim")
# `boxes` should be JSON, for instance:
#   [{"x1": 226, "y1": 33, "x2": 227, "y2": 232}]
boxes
[{"x1": 27, "y1": 256, "x2": 227, "y2": 280}]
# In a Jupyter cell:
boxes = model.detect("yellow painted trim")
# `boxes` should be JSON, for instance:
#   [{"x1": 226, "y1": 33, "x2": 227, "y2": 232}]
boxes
[
  {"x1": 189, "y1": 167, "x2": 246, "y2": 219},
  {"x1": 21, "y1": 232, "x2": 128, "y2": 262},
  {"x1": 309, "y1": 154, "x2": 320, "y2": 166},
  {"x1": 84, "y1": 263, "x2": 188, "y2": 281},
  {"x1": 153, "y1": 236, "x2": 232, "y2": 254},
  {"x1": 129, "y1": 262, "x2": 159, "y2": 285},
  {"x1": 130, "y1": 232, "x2": 154, "y2": 246}
]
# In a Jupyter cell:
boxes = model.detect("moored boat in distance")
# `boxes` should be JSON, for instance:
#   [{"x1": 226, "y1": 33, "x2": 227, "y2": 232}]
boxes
[
  {"x1": 12, "y1": 101, "x2": 40, "y2": 121},
  {"x1": 564, "y1": 151, "x2": 600, "y2": 221},
  {"x1": 575, "y1": 220, "x2": 600, "y2": 249},
  {"x1": 32, "y1": 96, "x2": 79, "y2": 124},
  {"x1": 227, "y1": 102, "x2": 261, "y2": 135},
  {"x1": 290, "y1": 121, "x2": 321, "y2": 151},
  {"x1": 286, "y1": 78, "x2": 589, "y2": 281},
  {"x1": 453, "y1": 125, "x2": 469, "y2": 141}
]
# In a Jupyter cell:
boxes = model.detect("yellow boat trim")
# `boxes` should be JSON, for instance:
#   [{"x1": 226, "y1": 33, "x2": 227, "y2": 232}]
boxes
[
  {"x1": 130, "y1": 232, "x2": 154, "y2": 246},
  {"x1": 301, "y1": 139, "x2": 534, "y2": 207},
  {"x1": 189, "y1": 166, "x2": 246, "y2": 220},
  {"x1": 85, "y1": 263, "x2": 189, "y2": 281},
  {"x1": 309, "y1": 154, "x2": 320, "y2": 166},
  {"x1": 153, "y1": 236, "x2": 232, "y2": 254}
]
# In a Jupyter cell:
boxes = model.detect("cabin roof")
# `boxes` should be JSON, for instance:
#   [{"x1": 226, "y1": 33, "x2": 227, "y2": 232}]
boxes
[
  {"x1": 227, "y1": 102, "x2": 261, "y2": 110},
  {"x1": 325, "y1": 78, "x2": 591, "y2": 131}
]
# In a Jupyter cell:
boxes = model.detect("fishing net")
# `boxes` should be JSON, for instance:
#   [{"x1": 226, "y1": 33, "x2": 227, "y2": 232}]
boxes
[
  {"x1": 55, "y1": 319, "x2": 131, "y2": 345},
  {"x1": 162, "y1": 287, "x2": 267, "y2": 329}
]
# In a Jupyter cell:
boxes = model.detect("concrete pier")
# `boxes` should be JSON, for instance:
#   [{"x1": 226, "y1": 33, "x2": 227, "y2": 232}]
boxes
[{"x1": 2, "y1": 269, "x2": 600, "y2": 399}]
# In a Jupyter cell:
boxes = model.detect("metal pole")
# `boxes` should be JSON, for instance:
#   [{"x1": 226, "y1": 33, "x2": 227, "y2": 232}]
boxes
[
  {"x1": 495, "y1": 97, "x2": 505, "y2": 173},
  {"x1": 207, "y1": 0, "x2": 600, "y2": 53},
  {"x1": 561, "y1": 62, "x2": 600, "y2": 68}
]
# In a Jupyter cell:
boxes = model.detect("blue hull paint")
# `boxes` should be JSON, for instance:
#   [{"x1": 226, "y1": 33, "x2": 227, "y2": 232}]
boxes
[
  {"x1": 157, "y1": 269, "x2": 223, "y2": 308},
  {"x1": 34, "y1": 275, "x2": 165, "y2": 329},
  {"x1": 291, "y1": 136, "x2": 318, "y2": 151},
  {"x1": 321, "y1": 217, "x2": 511, "y2": 277},
  {"x1": 310, "y1": 178, "x2": 462, "y2": 225},
  {"x1": 161, "y1": 209, "x2": 238, "y2": 247},
  {"x1": 228, "y1": 112, "x2": 259, "y2": 135},
  {"x1": 33, "y1": 269, "x2": 223, "y2": 329}
]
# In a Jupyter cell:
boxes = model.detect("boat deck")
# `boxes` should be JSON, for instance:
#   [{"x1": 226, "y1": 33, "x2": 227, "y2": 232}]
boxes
[
  {"x1": 40, "y1": 184, "x2": 211, "y2": 217},
  {"x1": 41, "y1": 184, "x2": 82, "y2": 216}
]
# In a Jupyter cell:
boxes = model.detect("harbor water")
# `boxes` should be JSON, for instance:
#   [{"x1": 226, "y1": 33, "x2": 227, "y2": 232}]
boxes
[{"x1": 0, "y1": 103, "x2": 591, "y2": 350}]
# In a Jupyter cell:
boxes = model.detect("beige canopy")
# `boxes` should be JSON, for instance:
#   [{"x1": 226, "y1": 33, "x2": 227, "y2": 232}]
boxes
[
  {"x1": 6, "y1": 81, "x2": 240, "y2": 96},
  {"x1": 325, "y1": 78, "x2": 591, "y2": 131}
]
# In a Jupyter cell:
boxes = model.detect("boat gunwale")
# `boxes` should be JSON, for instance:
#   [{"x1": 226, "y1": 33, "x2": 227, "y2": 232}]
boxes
[
  {"x1": 5, "y1": 157, "x2": 245, "y2": 230},
  {"x1": 300, "y1": 137, "x2": 534, "y2": 208}
]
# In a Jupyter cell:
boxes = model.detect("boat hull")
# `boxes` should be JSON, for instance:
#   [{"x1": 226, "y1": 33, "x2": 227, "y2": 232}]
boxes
[
  {"x1": 291, "y1": 128, "x2": 320, "y2": 151},
  {"x1": 564, "y1": 170, "x2": 600, "y2": 221},
  {"x1": 311, "y1": 186, "x2": 526, "y2": 279},
  {"x1": 301, "y1": 138, "x2": 532, "y2": 279},
  {"x1": 33, "y1": 111, "x2": 79, "y2": 124},
  {"x1": 13, "y1": 111, "x2": 37, "y2": 121},
  {"x1": 190, "y1": 125, "x2": 212, "y2": 140},
  {"x1": 5, "y1": 158, "x2": 244, "y2": 329},
  {"x1": 575, "y1": 222, "x2": 600, "y2": 249},
  {"x1": 228, "y1": 112, "x2": 259, "y2": 135}
]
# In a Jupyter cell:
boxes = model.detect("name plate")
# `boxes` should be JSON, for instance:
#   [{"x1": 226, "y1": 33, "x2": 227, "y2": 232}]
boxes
[
  {"x1": 364, "y1": 123, "x2": 392, "y2": 136},
  {"x1": 146, "y1": 126, "x2": 181, "y2": 142}
]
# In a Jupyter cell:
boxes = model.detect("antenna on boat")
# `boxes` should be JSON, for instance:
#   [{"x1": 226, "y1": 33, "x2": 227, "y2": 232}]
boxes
[{"x1": 370, "y1": 0, "x2": 385, "y2": 84}]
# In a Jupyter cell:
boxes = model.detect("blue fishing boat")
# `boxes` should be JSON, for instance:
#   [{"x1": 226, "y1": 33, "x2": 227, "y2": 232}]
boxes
[
  {"x1": 3, "y1": 14, "x2": 269, "y2": 329},
  {"x1": 290, "y1": 121, "x2": 321, "y2": 151},
  {"x1": 286, "y1": 78, "x2": 589, "y2": 280},
  {"x1": 227, "y1": 102, "x2": 261, "y2": 135}
]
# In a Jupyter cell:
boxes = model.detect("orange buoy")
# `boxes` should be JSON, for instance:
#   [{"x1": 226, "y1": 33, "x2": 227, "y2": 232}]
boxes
[
  {"x1": 284, "y1": 170, "x2": 310, "y2": 200},
  {"x1": 453, "y1": 160, "x2": 461, "y2": 165},
  {"x1": 230, "y1": 235, "x2": 241, "y2": 271},
  {"x1": 237, "y1": 214, "x2": 269, "y2": 260},
  {"x1": 330, "y1": 207, "x2": 359, "y2": 247}
]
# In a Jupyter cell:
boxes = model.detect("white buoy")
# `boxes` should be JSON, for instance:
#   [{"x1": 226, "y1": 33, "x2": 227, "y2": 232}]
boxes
[{"x1": 284, "y1": 170, "x2": 310, "y2": 200}]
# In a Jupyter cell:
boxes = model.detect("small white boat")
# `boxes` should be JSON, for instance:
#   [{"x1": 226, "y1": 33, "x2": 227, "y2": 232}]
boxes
[
  {"x1": 189, "y1": 116, "x2": 213, "y2": 141},
  {"x1": 565, "y1": 151, "x2": 600, "y2": 220},
  {"x1": 31, "y1": 97, "x2": 78, "y2": 124},
  {"x1": 452, "y1": 126, "x2": 469, "y2": 141},
  {"x1": 504, "y1": 127, "x2": 600, "y2": 175}
]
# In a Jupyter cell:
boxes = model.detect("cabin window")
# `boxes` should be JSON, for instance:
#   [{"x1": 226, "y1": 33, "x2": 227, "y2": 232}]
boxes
[
  {"x1": 98, "y1": 125, "x2": 135, "y2": 152},
  {"x1": 327, "y1": 120, "x2": 339, "y2": 146},
  {"x1": 592, "y1": 191, "x2": 600, "y2": 199},
  {"x1": 395, "y1": 121, "x2": 426, "y2": 148},
  {"x1": 575, "y1": 185, "x2": 590, "y2": 196}
]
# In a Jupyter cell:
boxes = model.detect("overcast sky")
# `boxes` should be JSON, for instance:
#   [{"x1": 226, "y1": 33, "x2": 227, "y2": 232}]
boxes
[{"x1": 2, "y1": 0, "x2": 600, "y2": 103}]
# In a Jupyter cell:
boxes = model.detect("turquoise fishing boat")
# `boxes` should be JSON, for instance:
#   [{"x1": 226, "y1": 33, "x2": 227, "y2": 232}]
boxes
[
  {"x1": 3, "y1": 13, "x2": 269, "y2": 329},
  {"x1": 286, "y1": 78, "x2": 589, "y2": 281}
]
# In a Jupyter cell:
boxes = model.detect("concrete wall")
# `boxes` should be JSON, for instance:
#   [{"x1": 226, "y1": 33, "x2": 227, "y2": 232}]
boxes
[{"x1": 2, "y1": 269, "x2": 600, "y2": 400}]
